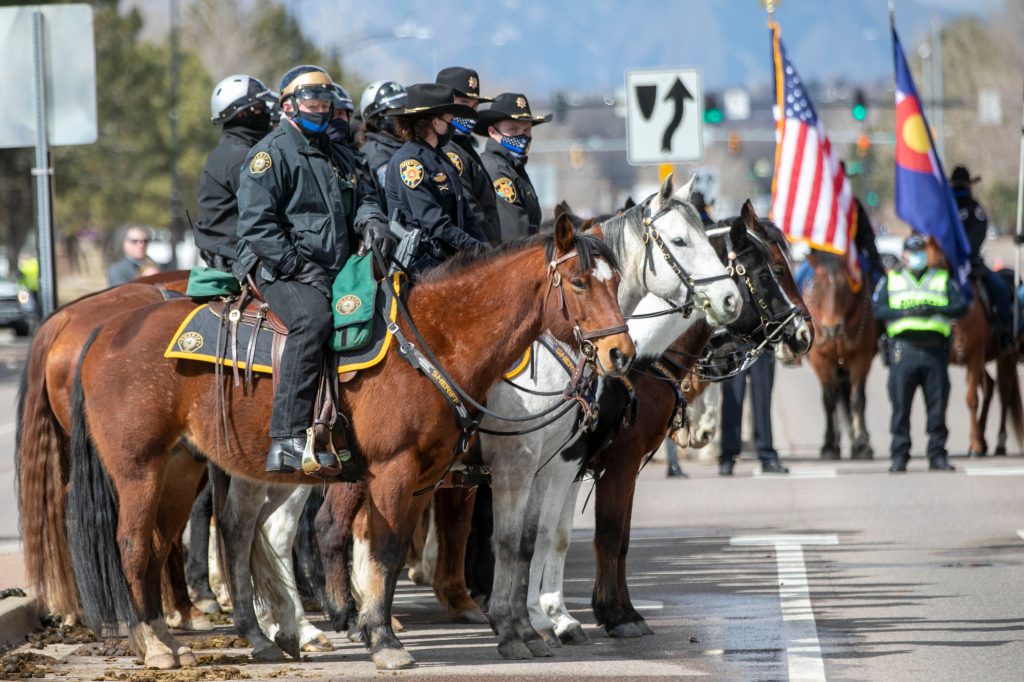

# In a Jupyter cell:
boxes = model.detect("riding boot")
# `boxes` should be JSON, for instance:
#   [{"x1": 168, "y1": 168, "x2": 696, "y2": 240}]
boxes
[
  {"x1": 760, "y1": 457, "x2": 789, "y2": 474},
  {"x1": 265, "y1": 437, "x2": 306, "y2": 473}
]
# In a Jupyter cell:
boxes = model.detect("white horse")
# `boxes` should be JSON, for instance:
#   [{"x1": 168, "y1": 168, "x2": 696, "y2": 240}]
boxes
[{"x1": 479, "y1": 174, "x2": 742, "y2": 659}]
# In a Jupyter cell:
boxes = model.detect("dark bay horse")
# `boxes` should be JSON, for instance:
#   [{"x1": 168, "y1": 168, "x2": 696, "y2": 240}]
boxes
[
  {"x1": 804, "y1": 251, "x2": 877, "y2": 459},
  {"x1": 65, "y1": 217, "x2": 635, "y2": 671}
]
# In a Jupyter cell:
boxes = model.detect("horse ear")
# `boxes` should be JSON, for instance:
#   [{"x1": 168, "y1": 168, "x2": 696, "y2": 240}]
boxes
[
  {"x1": 740, "y1": 200, "x2": 759, "y2": 232},
  {"x1": 674, "y1": 174, "x2": 697, "y2": 201},
  {"x1": 555, "y1": 200, "x2": 572, "y2": 220},
  {"x1": 554, "y1": 212, "x2": 575, "y2": 255},
  {"x1": 729, "y1": 215, "x2": 747, "y2": 246},
  {"x1": 658, "y1": 173, "x2": 674, "y2": 204},
  {"x1": 623, "y1": 196, "x2": 636, "y2": 210}
]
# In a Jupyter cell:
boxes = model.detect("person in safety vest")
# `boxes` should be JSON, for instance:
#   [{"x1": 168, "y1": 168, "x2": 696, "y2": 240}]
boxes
[{"x1": 872, "y1": 233, "x2": 966, "y2": 472}]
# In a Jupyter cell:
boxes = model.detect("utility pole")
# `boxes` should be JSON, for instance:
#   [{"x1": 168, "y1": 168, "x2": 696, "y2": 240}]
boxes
[
  {"x1": 168, "y1": 0, "x2": 182, "y2": 266},
  {"x1": 931, "y1": 17, "x2": 945, "y2": 160}
]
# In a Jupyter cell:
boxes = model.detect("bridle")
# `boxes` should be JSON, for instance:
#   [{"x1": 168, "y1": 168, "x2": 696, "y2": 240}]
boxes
[
  {"x1": 628, "y1": 195, "x2": 734, "y2": 320},
  {"x1": 545, "y1": 250, "x2": 629, "y2": 359}
]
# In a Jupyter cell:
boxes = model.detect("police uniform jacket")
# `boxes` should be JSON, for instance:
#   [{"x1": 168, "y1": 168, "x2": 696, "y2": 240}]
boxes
[
  {"x1": 480, "y1": 139, "x2": 542, "y2": 242},
  {"x1": 195, "y1": 124, "x2": 266, "y2": 267},
  {"x1": 361, "y1": 130, "x2": 404, "y2": 206},
  {"x1": 235, "y1": 121, "x2": 355, "y2": 281},
  {"x1": 872, "y1": 267, "x2": 966, "y2": 346},
  {"x1": 331, "y1": 140, "x2": 387, "y2": 239},
  {"x1": 444, "y1": 134, "x2": 501, "y2": 246},
  {"x1": 954, "y1": 191, "x2": 988, "y2": 265},
  {"x1": 385, "y1": 138, "x2": 487, "y2": 262}
]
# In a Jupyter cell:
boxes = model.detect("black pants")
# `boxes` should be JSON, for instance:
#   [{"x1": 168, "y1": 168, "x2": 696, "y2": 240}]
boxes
[
  {"x1": 720, "y1": 354, "x2": 778, "y2": 463},
  {"x1": 257, "y1": 275, "x2": 332, "y2": 438},
  {"x1": 887, "y1": 339, "x2": 951, "y2": 462}
]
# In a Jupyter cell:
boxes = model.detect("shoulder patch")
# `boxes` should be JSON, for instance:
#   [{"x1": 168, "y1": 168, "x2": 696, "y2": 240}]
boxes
[
  {"x1": 494, "y1": 176, "x2": 516, "y2": 204},
  {"x1": 400, "y1": 159, "x2": 424, "y2": 189},
  {"x1": 249, "y1": 151, "x2": 272, "y2": 175},
  {"x1": 974, "y1": 205, "x2": 986, "y2": 221},
  {"x1": 446, "y1": 151, "x2": 463, "y2": 176}
]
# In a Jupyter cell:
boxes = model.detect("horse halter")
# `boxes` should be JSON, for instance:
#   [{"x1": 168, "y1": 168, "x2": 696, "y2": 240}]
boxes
[
  {"x1": 634, "y1": 196, "x2": 734, "y2": 318},
  {"x1": 546, "y1": 249, "x2": 629, "y2": 359}
]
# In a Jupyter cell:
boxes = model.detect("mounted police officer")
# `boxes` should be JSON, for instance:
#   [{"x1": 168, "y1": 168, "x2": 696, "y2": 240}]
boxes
[
  {"x1": 194, "y1": 74, "x2": 275, "y2": 270},
  {"x1": 950, "y1": 165, "x2": 1015, "y2": 353},
  {"x1": 873, "y1": 234, "x2": 966, "y2": 472},
  {"x1": 384, "y1": 83, "x2": 488, "y2": 272},
  {"x1": 235, "y1": 65, "x2": 385, "y2": 474},
  {"x1": 359, "y1": 80, "x2": 407, "y2": 204},
  {"x1": 474, "y1": 93, "x2": 551, "y2": 242},
  {"x1": 434, "y1": 66, "x2": 501, "y2": 245}
]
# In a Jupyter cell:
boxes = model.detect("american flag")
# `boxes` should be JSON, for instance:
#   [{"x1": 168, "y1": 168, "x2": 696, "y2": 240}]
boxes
[{"x1": 769, "y1": 22, "x2": 861, "y2": 288}]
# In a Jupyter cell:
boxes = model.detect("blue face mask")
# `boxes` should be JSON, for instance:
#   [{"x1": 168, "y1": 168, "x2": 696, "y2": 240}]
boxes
[
  {"x1": 291, "y1": 103, "x2": 333, "y2": 136},
  {"x1": 907, "y1": 251, "x2": 928, "y2": 271},
  {"x1": 499, "y1": 133, "x2": 531, "y2": 158},
  {"x1": 451, "y1": 116, "x2": 476, "y2": 134}
]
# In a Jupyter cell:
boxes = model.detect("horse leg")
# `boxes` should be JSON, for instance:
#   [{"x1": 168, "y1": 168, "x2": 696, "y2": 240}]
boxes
[
  {"x1": 359, "y1": 452, "x2": 425, "y2": 670},
  {"x1": 591, "y1": 460, "x2": 637, "y2": 637},
  {"x1": 317, "y1": 482, "x2": 364, "y2": 633},
  {"x1": 162, "y1": 538, "x2": 213, "y2": 631},
  {"x1": 820, "y1": 382, "x2": 841, "y2": 459},
  {"x1": 218, "y1": 478, "x2": 286, "y2": 661},
  {"x1": 185, "y1": 472, "x2": 221, "y2": 615},
  {"x1": 465, "y1": 482, "x2": 495, "y2": 605},
  {"x1": 980, "y1": 369, "x2": 995, "y2": 457},
  {"x1": 526, "y1": 463, "x2": 566, "y2": 647},
  {"x1": 850, "y1": 376, "x2": 874, "y2": 459},
  {"x1": 540, "y1": 478, "x2": 591, "y2": 645},
  {"x1": 405, "y1": 504, "x2": 431, "y2": 586},
  {"x1": 967, "y1": 359, "x2": 986, "y2": 456},
  {"x1": 508, "y1": 469, "x2": 554, "y2": 658},
  {"x1": 432, "y1": 487, "x2": 487, "y2": 624}
]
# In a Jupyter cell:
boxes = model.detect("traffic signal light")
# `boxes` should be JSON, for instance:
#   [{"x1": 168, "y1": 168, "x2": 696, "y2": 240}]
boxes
[
  {"x1": 703, "y1": 94, "x2": 723, "y2": 124},
  {"x1": 852, "y1": 88, "x2": 867, "y2": 121},
  {"x1": 856, "y1": 133, "x2": 871, "y2": 157},
  {"x1": 727, "y1": 131, "x2": 741, "y2": 155}
]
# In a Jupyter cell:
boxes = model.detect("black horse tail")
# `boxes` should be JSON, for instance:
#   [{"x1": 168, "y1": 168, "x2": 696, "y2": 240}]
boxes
[
  {"x1": 294, "y1": 486, "x2": 329, "y2": 611},
  {"x1": 67, "y1": 327, "x2": 137, "y2": 633}
]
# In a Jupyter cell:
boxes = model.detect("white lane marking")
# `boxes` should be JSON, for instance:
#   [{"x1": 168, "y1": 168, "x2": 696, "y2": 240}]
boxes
[
  {"x1": 1017, "y1": 530, "x2": 1024, "y2": 543},
  {"x1": 0, "y1": 423, "x2": 15, "y2": 437},
  {"x1": 964, "y1": 467, "x2": 1024, "y2": 477},
  {"x1": 731, "y1": 534, "x2": 838, "y2": 682},
  {"x1": 0, "y1": 540, "x2": 24, "y2": 555},
  {"x1": 592, "y1": 258, "x2": 614, "y2": 283},
  {"x1": 753, "y1": 468, "x2": 837, "y2": 479}
]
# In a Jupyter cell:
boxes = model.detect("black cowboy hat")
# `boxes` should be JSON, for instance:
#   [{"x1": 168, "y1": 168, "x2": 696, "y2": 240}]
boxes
[
  {"x1": 435, "y1": 66, "x2": 492, "y2": 102},
  {"x1": 950, "y1": 165, "x2": 980, "y2": 186},
  {"x1": 386, "y1": 83, "x2": 476, "y2": 119},
  {"x1": 472, "y1": 92, "x2": 552, "y2": 135}
]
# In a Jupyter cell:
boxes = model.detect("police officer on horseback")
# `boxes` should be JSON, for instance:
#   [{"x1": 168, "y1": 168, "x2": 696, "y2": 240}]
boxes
[
  {"x1": 384, "y1": 83, "x2": 488, "y2": 272},
  {"x1": 235, "y1": 65, "x2": 386, "y2": 474},
  {"x1": 195, "y1": 75, "x2": 275, "y2": 270},
  {"x1": 873, "y1": 234, "x2": 966, "y2": 472},
  {"x1": 359, "y1": 80, "x2": 407, "y2": 204},
  {"x1": 950, "y1": 165, "x2": 1016, "y2": 354},
  {"x1": 434, "y1": 67, "x2": 501, "y2": 245},
  {"x1": 475, "y1": 93, "x2": 552, "y2": 242}
]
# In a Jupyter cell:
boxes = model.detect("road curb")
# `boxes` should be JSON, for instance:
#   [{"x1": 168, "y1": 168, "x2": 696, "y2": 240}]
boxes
[{"x1": 0, "y1": 594, "x2": 41, "y2": 652}]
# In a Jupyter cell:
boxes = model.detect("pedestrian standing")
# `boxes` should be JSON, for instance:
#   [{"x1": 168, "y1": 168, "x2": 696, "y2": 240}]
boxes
[{"x1": 718, "y1": 353, "x2": 789, "y2": 476}]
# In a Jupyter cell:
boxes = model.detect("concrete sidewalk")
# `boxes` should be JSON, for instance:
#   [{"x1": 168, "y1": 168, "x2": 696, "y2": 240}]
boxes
[{"x1": 0, "y1": 552, "x2": 40, "y2": 651}]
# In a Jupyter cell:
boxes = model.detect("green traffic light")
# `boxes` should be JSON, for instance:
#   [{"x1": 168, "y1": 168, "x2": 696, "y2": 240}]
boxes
[
  {"x1": 704, "y1": 109, "x2": 723, "y2": 124},
  {"x1": 866, "y1": 191, "x2": 880, "y2": 207},
  {"x1": 852, "y1": 103, "x2": 867, "y2": 121}
]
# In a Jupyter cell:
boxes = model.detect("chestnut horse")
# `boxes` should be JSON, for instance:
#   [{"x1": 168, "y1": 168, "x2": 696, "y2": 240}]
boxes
[
  {"x1": 803, "y1": 251, "x2": 877, "y2": 459},
  {"x1": 65, "y1": 217, "x2": 635, "y2": 671},
  {"x1": 15, "y1": 273, "x2": 200, "y2": 624}
]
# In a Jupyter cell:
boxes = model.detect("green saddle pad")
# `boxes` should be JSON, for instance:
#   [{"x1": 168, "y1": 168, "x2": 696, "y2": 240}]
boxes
[
  {"x1": 331, "y1": 254, "x2": 377, "y2": 353},
  {"x1": 185, "y1": 266, "x2": 241, "y2": 299}
]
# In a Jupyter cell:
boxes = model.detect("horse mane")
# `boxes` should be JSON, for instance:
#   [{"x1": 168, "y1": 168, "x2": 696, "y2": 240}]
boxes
[
  {"x1": 600, "y1": 194, "x2": 702, "y2": 261},
  {"x1": 416, "y1": 231, "x2": 620, "y2": 284}
]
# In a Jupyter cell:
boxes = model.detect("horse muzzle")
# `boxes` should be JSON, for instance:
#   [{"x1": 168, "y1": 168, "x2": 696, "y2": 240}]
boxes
[{"x1": 592, "y1": 334, "x2": 636, "y2": 377}]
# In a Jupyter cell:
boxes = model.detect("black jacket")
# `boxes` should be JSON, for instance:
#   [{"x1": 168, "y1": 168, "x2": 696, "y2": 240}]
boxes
[
  {"x1": 234, "y1": 122, "x2": 356, "y2": 281},
  {"x1": 444, "y1": 134, "x2": 500, "y2": 246},
  {"x1": 954, "y1": 189, "x2": 988, "y2": 265},
  {"x1": 480, "y1": 139, "x2": 542, "y2": 242},
  {"x1": 331, "y1": 140, "x2": 387, "y2": 241},
  {"x1": 361, "y1": 130, "x2": 404, "y2": 209},
  {"x1": 385, "y1": 138, "x2": 487, "y2": 268},
  {"x1": 194, "y1": 124, "x2": 265, "y2": 267}
]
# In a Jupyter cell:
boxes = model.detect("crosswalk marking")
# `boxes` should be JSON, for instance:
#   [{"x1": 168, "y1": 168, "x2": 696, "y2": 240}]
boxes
[{"x1": 964, "y1": 467, "x2": 1024, "y2": 477}]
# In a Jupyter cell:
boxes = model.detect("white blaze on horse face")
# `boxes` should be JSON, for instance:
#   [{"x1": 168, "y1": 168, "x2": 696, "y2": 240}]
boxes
[{"x1": 593, "y1": 258, "x2": 613, "y2": 283}]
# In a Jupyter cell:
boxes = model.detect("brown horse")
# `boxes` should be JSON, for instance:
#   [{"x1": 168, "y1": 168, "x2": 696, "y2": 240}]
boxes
[
  {"x1": 16, "y1": 273, "x2": 197, "y2": 623},
  {"x1": 804, "y1": 251, "x2": 877, "y2": 459},
  {"x1": 65, "y1": 217, "x2": 635, "y2": 670}
]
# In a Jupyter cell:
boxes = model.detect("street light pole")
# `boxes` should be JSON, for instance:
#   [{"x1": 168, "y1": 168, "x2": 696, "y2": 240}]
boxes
[{"x1": 169, "y1": 0, "x2": 182, "y2": 266}]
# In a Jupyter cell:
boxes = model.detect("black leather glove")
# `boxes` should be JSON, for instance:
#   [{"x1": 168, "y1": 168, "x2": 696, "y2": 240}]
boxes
[
  {"x1": 293, "y1": 260, "x2": 331, "y2": 299},
  {"x1": 363, "y1": 217, "x2": 398, "y2": 261}
]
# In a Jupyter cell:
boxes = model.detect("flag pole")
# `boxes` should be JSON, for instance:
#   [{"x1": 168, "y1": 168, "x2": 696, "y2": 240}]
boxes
[
  {"x1": 761, "y1": 0, "x2": 777, "y2": 25},
  {"x1": 1014, "y1": 79, "x2": 1024, "y2": 336}
]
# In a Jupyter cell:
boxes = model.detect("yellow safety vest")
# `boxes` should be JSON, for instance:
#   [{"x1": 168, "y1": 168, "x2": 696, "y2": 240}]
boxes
[{"x1": 885, "y1": 267, "x2": 952, "y2": 338}]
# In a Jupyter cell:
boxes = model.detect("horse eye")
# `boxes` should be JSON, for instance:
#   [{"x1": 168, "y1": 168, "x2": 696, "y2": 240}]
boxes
[
  {"x1": 570, "y1": 278, "x2": 587, "y2": 290},
  {"x1": 771, "y1": 266, "x2": 786, "y2": 277},
  {"x1": 671, "y1": 237, "x2": 686, "y2": 247}
]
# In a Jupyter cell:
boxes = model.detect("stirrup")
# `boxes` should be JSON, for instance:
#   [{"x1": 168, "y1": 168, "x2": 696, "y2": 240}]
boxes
[{"x1": 301, "y1": 426, "x2": 352, "y2": 479}]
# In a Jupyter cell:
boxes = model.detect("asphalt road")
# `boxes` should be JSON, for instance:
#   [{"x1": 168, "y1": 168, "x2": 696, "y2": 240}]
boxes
[{"x1": 2, "y1": 333, "x2": 1024, "y2": 680}]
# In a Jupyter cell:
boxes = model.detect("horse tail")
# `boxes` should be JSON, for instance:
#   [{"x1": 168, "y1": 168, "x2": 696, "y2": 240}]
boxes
[
  {"x1": 997, "y1": 356, "x2": 1024, "y2": 450},
  {"x1": 250, "y1": 515, "x2": 293, "y2": 620},
  {"x1": 16, "y1": 313, "x2": 81, "y2": 617},
  {"x1": 294, "y1": 486, "x2": 328, "y2": 612},
  {"x1": 66, "y1": 327, "x2": 137, "y2": 633}
]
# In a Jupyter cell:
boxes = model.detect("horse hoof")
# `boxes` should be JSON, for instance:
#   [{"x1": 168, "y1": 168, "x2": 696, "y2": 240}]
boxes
[
  {"x1": 850, "y1": 447, "x2": 874, "y2": 460},
  {"x1": 301, "y1": 634, "x2": 335, "y2": 652},
  {"x1": 995, "y1": 446, "x2": 1008, "y2": 456},
  {"x1": 524, "y1": 638, "x2": 553, "y2": 658},
  {"x1": 275, "y1": 634, "x2": 302, "y2": 660},
  {"x1": 451, "y1": 606, "x2": 489, "y2": 625},
  {"x1": 407, "y1": 567, "x2": 428, "y2": 586},
  {"x1": 372, "y1": 647, "x2": 416, "y2": 670},
  {"x1": 633, "y1": 620, "x2": 655, "y2": 636},
  {"x1": 178, "y1": 613, "x2": 215, "y2": 632},
  {"x1": 251, "y1": 644, "x2": 287, "y2": 662},
  {"x1": 536, "y1": 627, "x2": 561, "y2": 647},
  {"x1": 970, "y1": 449, "x2": 988, "y2": 458},
  {"x1": 144, "y1": 653, "x2": 179, "y2": 670},
  {"x1": 607, "y1": 622, "x2": 642, "y2": 638},
  {"x1": 497, "y1": 639, "x2": 533, "y2": 660},
  {"x1": 176, "y1": 650, "x2": 198, "y2": 668},
  {"x1": 193, "y1": 598, "x2": 221, "y2": 615},
  {"x1": 819, "y1": 449, "x2": 840, "y2": 461},
  {"x1": 557, "y1": 623, "x2": 592, "y2": 645}
]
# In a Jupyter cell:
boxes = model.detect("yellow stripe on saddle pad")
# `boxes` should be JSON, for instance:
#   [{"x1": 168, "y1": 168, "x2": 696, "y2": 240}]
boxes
[{"x1": 502, "y1": 347, "x2": 532, "y2": 380}]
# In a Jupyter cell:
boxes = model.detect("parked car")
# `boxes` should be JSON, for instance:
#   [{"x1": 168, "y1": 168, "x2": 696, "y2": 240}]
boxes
[{"x1": 0, "y1": 278, "x2": 38, "y2": 336}]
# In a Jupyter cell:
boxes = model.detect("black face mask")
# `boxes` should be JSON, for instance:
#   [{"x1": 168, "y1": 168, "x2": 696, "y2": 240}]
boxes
[
  {"x1": 434, "y1": 121, "x2": 453, "y2": 148},
  {"x1": 379, "y1": 116, "x2": 399, "y2": 136},
  {"x1": 327, "y1": 118, "x2": 352, "y2": 146}
]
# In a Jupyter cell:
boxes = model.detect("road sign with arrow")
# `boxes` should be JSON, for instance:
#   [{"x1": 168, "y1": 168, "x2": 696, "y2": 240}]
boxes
[{"x1": 625, "y1": 68, "x2": 703, "y2": 165}]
